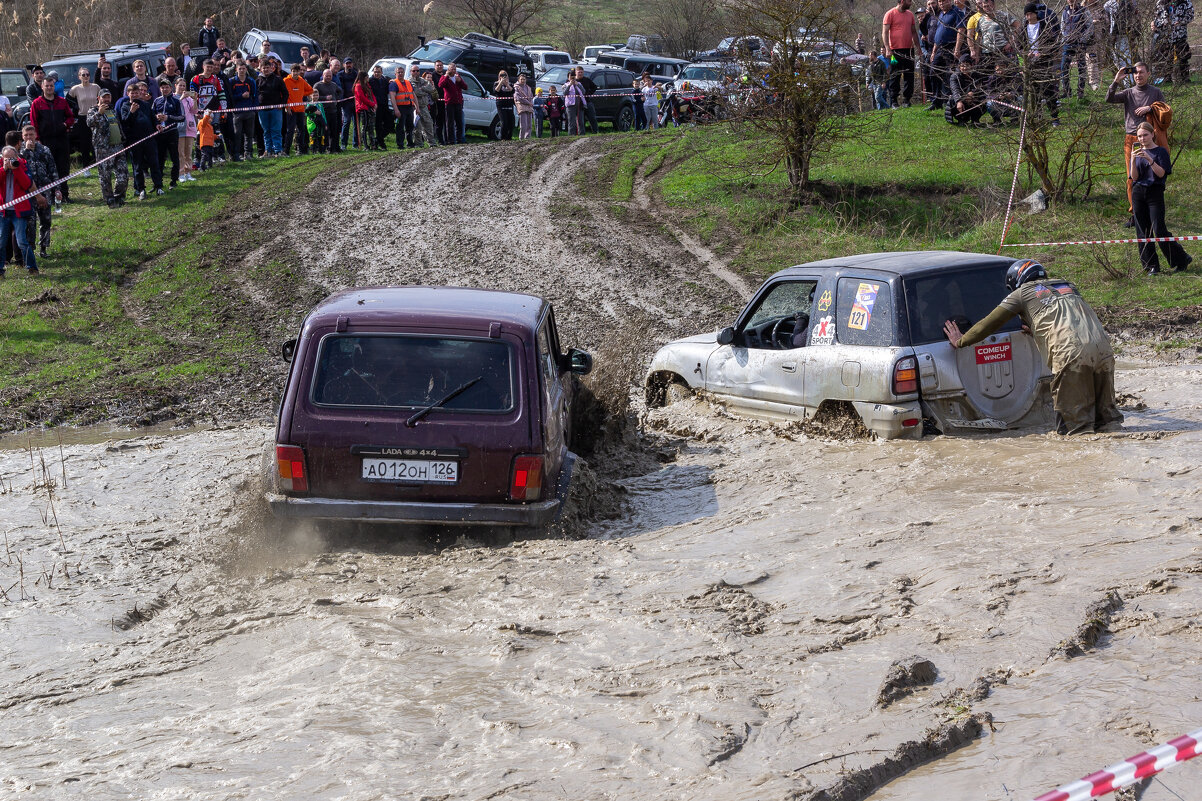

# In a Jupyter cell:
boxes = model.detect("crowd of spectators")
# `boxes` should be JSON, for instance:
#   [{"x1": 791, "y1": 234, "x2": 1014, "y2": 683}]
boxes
[
  {"x1": 869, "y1": 0, "x2": 1193, "y2": 127},
  {"x1": 0, "y1": 6, "x2": 1196, "y2": 276}
]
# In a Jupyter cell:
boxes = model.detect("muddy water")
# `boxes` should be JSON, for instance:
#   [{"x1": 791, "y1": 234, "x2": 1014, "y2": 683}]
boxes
[{"x1": 2, "y1": 361, "x2": 1200, "y2": 800}]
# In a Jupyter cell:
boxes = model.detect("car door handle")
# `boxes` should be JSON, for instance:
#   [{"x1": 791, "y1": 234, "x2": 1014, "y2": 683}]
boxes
[{"x1": 781, "y1": 362, "x2": 797, "y2": 372}]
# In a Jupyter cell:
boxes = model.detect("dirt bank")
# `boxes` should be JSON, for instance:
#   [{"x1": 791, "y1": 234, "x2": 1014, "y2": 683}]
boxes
[{"x1": 2, "y1": 140, "x2": 1201, "y2": 800}]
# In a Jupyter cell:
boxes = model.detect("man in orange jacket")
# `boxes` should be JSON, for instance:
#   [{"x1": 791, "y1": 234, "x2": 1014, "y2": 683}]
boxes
[
  {"x1": 283, "y1": 62, "x2": 315, "y2": 155},
  {"x1": 0, "y1": 146, "x2": 38, "y2": 275}
]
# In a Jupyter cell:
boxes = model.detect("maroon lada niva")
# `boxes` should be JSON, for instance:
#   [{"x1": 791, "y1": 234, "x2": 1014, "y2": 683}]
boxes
[{"x1": 264, "y1": 286, "x2": 593, "y2": 530}]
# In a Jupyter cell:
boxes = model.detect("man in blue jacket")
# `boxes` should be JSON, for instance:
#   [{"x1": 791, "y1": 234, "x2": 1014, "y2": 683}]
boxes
[
  {"x1": 335, "y1": 58, "x2": 359, "y2": 149},
  {"x1": 227, "y1": 63, "x2": 258, "y2": 161},
  {"x1": 152, "y1": 79, "x2": 185, "y2": 186},
  {"x1": 117, "y1": 83, "x2": 163, "y2": 198}
]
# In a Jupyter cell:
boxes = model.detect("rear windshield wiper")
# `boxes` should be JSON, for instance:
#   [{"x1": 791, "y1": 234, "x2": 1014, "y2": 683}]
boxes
[{"x1": 406, "y1": 377, "x2": 482, "y2": 427}]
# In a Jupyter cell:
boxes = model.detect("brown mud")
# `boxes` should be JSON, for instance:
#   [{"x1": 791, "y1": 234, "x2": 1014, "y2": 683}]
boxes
[{"x1": 1, "y1": 141, "x2": 1201, "y2": 800}]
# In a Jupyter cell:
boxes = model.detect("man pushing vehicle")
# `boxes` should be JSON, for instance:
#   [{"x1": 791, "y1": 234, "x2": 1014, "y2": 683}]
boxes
[{"x1": 943, "y1": 259, "x2": 1123, "y2": 435}]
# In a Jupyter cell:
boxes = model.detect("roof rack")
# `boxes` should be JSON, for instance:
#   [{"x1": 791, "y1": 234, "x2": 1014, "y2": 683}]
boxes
[{"x1": 462, "y1": 32, "x2": 520, "y2": 50}]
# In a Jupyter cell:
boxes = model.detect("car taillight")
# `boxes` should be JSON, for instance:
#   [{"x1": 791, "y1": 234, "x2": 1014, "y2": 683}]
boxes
[
  {"x1": 509, "y1": 455, "x2": 543, "y2": 502},
  {"x1": 276, "y1": 444, "x2": 309, "y2": 493},
  {"x1": 893, "y1": 356, "x2": 919, "y2": 395}
]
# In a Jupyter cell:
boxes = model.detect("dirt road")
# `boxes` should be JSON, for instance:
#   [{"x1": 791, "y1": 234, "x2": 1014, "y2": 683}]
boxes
[{"x1": 2, "y1": 140, "x2": 1201, "y2": 800}]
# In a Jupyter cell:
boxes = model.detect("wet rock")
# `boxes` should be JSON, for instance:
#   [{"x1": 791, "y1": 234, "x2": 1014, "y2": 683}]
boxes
[
  {"x1": 1021, "y1": 189, "x2": 1048, "y2": 213},
  {"x1": 876, "y1": 656, "x2": 938, "y2": 707}
]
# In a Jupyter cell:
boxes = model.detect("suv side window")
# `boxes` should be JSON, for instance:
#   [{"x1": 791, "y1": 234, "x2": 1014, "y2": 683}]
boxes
[
  {"x1": 460, "y1": 72, "x2": 484, "y2": 97},
  {"x1": 836, "y1": 277, "x2": 893, "y2": 346}
]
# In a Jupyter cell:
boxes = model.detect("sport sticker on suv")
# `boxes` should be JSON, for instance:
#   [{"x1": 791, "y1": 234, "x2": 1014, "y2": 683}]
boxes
[{"x1": 848, "y1": 282, "x2": 879, "y2": 331}]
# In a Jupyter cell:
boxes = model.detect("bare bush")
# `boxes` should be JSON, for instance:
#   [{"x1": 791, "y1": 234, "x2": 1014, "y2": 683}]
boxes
[
  {"x1": 642, "y1": 0, "x2": 730, "y2": 58},
  {"x1": 729, "y1": 0, "x2": 885, "y2": 203},
  {"x1": 446, "y1": 0, "x2": 548, "y2": 42}
]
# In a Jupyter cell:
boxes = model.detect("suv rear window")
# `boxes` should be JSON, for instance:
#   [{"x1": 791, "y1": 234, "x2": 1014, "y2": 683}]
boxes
[
  {"x1": 410, "y1": 43, "x2": 466, "y2": 64},
  {"x1": 904, "y1": 266, "x2": 1021, "y2": 345},
  {"x1": 540, "y1": 66, "x2": 571, "y2": 84},
  {"x1": 312, "y1": 335, "x2": 514, "y2": 412},
  {"x1": 543, "y1": 53, "x2": 571, "y2": 65},
  {"x1": 836, "y1": 277, "x2": 894, "y2": 346}
]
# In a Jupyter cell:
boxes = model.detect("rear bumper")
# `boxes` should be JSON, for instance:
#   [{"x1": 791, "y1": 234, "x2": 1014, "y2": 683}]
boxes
[
  {"x1": 851, "y1": 400, "x2": 924, "y2": 440},
  {"x1": 266, "y1": 452, "x2": 578, "y2": 528},
  {"x1": 265, "y1": 494, "x2": 561, "y2": 526}
]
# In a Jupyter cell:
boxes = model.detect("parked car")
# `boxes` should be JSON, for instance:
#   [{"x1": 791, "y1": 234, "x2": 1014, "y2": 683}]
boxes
[
  {"x1": 265, "y1": 286, "x2": 594, "y2": 532},
  {"x1": 625, "y1": 34, "x2": 667, "y2": 54},
  {"x1": 580, "y1": 45, "x2": 617, "y2": 64},
  {"x1": 530, "y1": 49, "x2": 573, "y2": 76},
  {"x1": 645, "y1": 252, "x2": 1055, "y2": 440},
  {"x1": 798, "y1": 40, "x2": 869, "y2": 74},
  {"x1": 697, "y1": 36, "x2": 768, "y2": 60},
  {"x1": 236, "y1": 29, "x2": 319, "y2": 67},
  {"x1": 1, "y1": 67, "x2": 31, "y2": 110},
  {"x1": 672, "y1": 61, "x2": 743, "y2": 92},
  {"x1": 595, "y1": 52, "x2": 687, "y2": 83},
  {"x1": 16, "y1": 42, "x2": 170, "y2": 125},
  {"x1": 534, "y1": 64, "x2": 638, "y2": 131},
  {"x1": 409, "y1": 33, "x2": 535, "y2": 88},
  {"x1": 369, "y1": 59, "x2": 505, "y2": 138}
]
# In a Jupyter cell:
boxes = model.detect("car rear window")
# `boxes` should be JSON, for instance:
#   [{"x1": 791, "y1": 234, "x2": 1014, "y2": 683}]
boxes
[
  {"x1": 410, "y1": 43, "x2": 466, "y2": 64},
  {"x1": 540, "y1": 66, "x2": 571, "y2": 84},
  {"x1": 904, "y1": 266, "x2": 1022, "y2": 345},
  {"x1": 544, "y1": 53, "x2": 571, "y2": 65},
  {"x1": 836, "y1": 277, "x2": 894, "y2": 346},
  {"x1": 312, "y1": 335, "x2": 514, "y2": 412},
  {"x1": 2, "y1": 72, "x2": 28, "y2": 96}
]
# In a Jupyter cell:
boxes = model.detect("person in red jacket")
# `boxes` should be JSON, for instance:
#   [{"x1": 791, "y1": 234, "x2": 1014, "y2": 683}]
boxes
[
  {"x1": 29, "y1": 78, "x2": 74, "y2": 201},
  {"x1": 0, "y1": 146, "x2": 38, "y2": 275},
  {"x1": 352, "y1": 71, "x2": 377, "y2": 150},
  {"x1": 438, "y1": 63, "x2": 467, "y2": 144}
]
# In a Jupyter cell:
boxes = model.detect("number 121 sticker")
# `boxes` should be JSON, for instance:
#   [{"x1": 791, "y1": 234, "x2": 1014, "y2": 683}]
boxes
[{"x1": 848, "y1": 282, "x2": 880, "y2": 331}]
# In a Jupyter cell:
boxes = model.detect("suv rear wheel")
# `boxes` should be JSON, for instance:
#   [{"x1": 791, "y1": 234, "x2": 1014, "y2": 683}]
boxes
[
  {"x1": 616, "y1": 104, "x2": 634, "y2": 132},
  {"x1": 488, "y1": 115, "x2": 502, "y2": 140}
]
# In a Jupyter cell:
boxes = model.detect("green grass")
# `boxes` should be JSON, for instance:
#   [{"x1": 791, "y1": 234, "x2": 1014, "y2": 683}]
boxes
[
  {"x1": 611, "y1": 86, "x2": 1202, "y2": 311},
  {"x1": 0, "y1": 149, "x2": 386, "y2": 428}
]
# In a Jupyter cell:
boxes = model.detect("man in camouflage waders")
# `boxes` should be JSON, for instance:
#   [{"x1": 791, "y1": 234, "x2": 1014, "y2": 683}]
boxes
[{"x1": 944, "y1": 259, "x2": 1124, "y2": 435}]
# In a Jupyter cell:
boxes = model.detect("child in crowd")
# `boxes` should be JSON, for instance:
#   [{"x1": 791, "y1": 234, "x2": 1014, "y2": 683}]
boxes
[
  {"x1": 544, "y1": 86, "x2": 563, "y2": 138},
  {"x1": 197, "y1": 110, "x2": 216, "y2": 171}
]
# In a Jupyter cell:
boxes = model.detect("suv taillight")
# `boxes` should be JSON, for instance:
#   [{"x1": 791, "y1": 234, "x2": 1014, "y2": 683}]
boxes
[
  {"x1": 509, "y1": 455, "x2": 544, "y2": 502},
  {"x1": 275, "y1": 445, "x2": 309, "y2": 493},
  {"x1": 892, "y1": 356, "x2": 919, "y2": 395}
]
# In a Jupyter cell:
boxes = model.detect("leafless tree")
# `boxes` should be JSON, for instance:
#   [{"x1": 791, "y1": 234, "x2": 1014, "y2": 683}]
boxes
[
  {"x1": 559, "y1": 6, "x2": 614, "y2": 60},
  {"x1": 448, "y1": 0, "x2": 548, "y2": 42},
  {"x1": 643, "y1": 0, "x2": 730, "y2": 58},
  {"x1": 729, "y1": 0, "x2": 883, "y2": 202}
]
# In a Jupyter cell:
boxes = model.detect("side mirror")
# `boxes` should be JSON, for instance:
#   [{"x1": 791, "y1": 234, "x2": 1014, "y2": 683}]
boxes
[
  {"x1": 716, "y1": 326, "x2": 737, "y2": 346},
  {"x1": 281, "y1": 338, "x2": 297, "y2": 363},
  {"x1": 562, "y1": 348, "x2": 593, "y2": 375}
]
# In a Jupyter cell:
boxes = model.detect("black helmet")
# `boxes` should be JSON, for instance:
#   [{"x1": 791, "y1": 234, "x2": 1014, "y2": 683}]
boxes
[{"x1": 1006, "y1": 259, "x2": 1047, "y2": 292}]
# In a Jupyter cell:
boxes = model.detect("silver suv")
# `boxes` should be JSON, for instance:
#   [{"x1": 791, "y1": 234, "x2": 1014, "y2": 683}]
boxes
[{"x1": 645, "y1": 251, "x2": 1055, "y2": 439}]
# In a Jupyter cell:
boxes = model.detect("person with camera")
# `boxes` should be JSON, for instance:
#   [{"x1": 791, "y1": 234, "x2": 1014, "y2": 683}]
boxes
[
  {"x1": 1130, "y1": 121, "x2": 1191, "y2": 274},
  {"x1": 86, "y1": 88, "x2": 129, "y2": 206},
  {"x1": 117, "y1": 83, "x2": 163, "y2": 199},
  {"x1": 1106, "y1": 62, "x2": 1167, "y2": 223},
  {"x1": 0, "y1": 146, "x2": 39, "y2": 275}
]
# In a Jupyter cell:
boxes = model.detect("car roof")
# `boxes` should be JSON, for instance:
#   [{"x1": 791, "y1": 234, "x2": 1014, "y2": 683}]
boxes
[
  {"x1": 44, "y1": 42, "x2": 170, "y2": 65},
  {"x1": 306, "y1": 286, "x2": 548, "y2": 330},
  {"x1": 245, "y1": 29, "x2": 316, "y2": 44},
  {"x1": 781, "y1": 251, "x2": 1013, "y2": 278}
]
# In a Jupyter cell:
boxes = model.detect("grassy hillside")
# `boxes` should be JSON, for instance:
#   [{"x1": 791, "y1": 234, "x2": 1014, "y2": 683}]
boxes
[
  {"x1": 0, "y1": 152, "x2": 387, "y2": 430},
  {"x1": 600, "y1": 89, "x2": 1202, "y2": 313}
]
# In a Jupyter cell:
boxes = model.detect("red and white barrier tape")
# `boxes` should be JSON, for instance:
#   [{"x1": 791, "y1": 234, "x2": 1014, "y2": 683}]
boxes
[
  {"x1": 1031, "y1": 727, "x2": 1202, "y2": 801},
  {"x1": 0, "y1": 96, "x2": 352, "y2": 213},
  {"x1": 1003, "y1": 234, "x2": 1202, "y2": 247}
]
